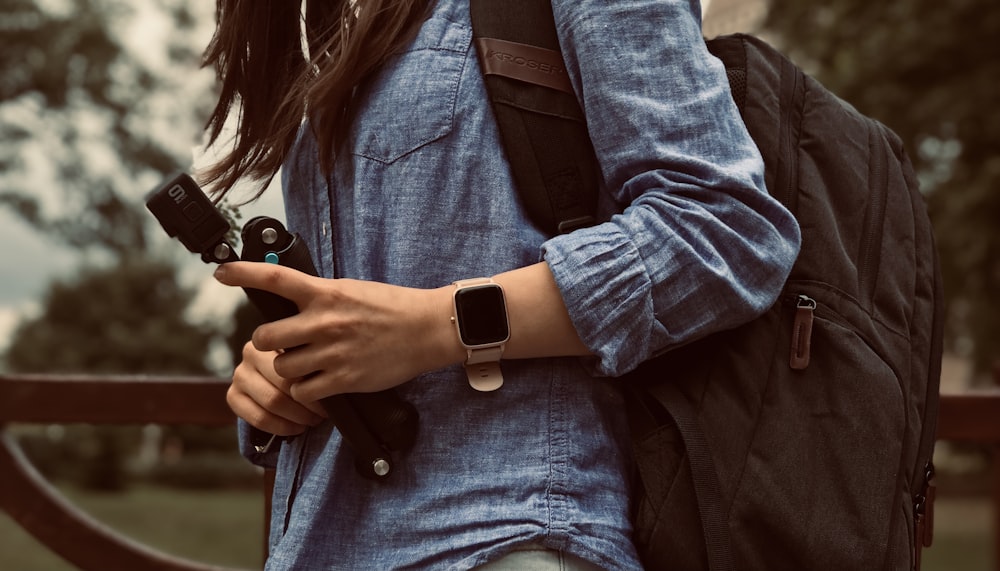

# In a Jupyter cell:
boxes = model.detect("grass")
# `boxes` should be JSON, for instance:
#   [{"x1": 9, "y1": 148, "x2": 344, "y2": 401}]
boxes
[
  {"x1": 0, "y1": 483, "x2": 263, "y2": 571},
  {"x1": 0, "y1": 484, "x2": 991, "y2": 570},
  {"x1": 921, "y1": 496, "x2": 994, "y2": 571}
]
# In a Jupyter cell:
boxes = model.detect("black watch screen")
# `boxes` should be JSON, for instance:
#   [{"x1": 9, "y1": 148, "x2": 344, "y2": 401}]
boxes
[{"x1": 455, "y1": 284, "x2": 509, "y2": 347}]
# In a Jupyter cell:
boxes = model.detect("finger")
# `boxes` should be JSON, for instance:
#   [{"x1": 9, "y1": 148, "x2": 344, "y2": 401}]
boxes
[
  {"x1": 268, "y1": 374, "x2": 329, "y2": 418},
  {"x1": 214, "y1": 261, "x2": 316, "y2": 307},
  {"x1": 226, "y1": 384, "x2": 311, "y2": 436},
  {"x1": 300, "y1": 398, "x2": 329, "y2": 418},
  {"x1": 258, "y1": 384, "x2": 327, "y2": 427},
  {"x1": 233, "y1": 354, "x2": 327, "y2": 427},
  {"x1": 241, "y1": 345, "x2": 325, "y2": 417},
  {"x1": 289, "y1": 369, "x2": 364, "y2": 403},
  {"x1": 271, "y1": 344, "x2": 326, "y2": 381},
  {"x1": 251, "y1": 317, "x2": 318, "y2": 354}
]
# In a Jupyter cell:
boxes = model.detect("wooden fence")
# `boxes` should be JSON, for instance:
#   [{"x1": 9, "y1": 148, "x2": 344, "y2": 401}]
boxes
[
  {"x1": 1, "y1": 373, "x2": 998, "y2": 570},
  {"x1": 0, "y1": 375, "x2": 251, "y2": 571}
]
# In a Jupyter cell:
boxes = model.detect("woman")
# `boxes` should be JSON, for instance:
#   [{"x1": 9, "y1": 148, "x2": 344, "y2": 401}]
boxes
[{"x1": 204, "y1": 0, "x2": 801, "y2": 569}]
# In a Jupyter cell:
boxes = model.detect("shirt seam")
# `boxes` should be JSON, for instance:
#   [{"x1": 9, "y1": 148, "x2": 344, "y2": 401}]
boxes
[{"x1": 547, "y1": 369, "x2": 571, "y2": 549}]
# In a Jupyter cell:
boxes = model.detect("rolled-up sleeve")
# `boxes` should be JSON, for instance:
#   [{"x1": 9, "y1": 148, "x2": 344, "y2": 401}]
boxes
[{"x1": 541, "y1": 0, "x2": 801, "y2": 376}]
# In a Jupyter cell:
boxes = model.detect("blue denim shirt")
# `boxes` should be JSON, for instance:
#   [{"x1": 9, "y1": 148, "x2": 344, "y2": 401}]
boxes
[{"x1": 241, "y1": 0, "x2": 801, "y2": 569}]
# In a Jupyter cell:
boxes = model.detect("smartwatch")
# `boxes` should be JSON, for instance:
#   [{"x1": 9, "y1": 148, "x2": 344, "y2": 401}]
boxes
[{"x1": 452, "y1": 278, "x2": 510, "y2": 391}]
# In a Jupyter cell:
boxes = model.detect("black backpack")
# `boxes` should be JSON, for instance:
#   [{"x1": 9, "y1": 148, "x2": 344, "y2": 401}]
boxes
[{"x1": 470, "y1": 2, "x2": 945, "y2": 570}]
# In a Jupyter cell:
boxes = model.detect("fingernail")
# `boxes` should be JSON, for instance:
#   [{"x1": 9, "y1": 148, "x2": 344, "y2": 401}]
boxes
[{"x1": 213, "y1": 265, "x2": 227, "y2": 281}]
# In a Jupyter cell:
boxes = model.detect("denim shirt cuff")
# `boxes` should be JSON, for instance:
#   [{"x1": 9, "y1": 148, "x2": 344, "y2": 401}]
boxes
[
  {"x1": 237, "y1": 419, "x2": 281, "y2": 468},
  {"x1": 542, "y1": 224, "x2": 654, "y2": 377}
]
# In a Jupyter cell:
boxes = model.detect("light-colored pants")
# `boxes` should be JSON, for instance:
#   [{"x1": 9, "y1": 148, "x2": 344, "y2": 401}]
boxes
[{"x1": 473, "y1": 545, "x2": 606, "y2": 571}]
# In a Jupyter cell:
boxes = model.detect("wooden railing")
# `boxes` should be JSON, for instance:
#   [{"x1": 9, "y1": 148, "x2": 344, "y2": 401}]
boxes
[
  {"x1": 0, "y1": 375, "x2": 249, "y2": 571},
  {"x1": 1, "y1": 373, "x2": 999, "y2": 570},
  {"x1": 936, "y1": 389, "x2": 1000, "y2": 567}
]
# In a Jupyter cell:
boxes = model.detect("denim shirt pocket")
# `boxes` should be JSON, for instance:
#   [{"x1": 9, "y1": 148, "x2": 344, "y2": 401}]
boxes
[{"x1": 350, "y1": 14, "x2": 471, "y2": 164}]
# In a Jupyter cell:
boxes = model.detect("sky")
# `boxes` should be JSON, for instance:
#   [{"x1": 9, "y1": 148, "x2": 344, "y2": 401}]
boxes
[{"x1": 0, "y1": 210, "x2": 75, "y2": 346}]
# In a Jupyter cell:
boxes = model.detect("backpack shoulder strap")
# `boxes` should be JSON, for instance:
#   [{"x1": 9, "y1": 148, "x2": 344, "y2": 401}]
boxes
[
  {"x1": 472, "y1": 3, "x2": 738, "y2": 569},
  {"x1": 469, "y1": 0, "x2": 599, "y2": 234}
]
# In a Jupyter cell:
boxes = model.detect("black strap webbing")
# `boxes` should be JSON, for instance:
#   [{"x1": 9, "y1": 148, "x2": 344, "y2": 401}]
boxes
[
  {"x1": 469, "y1": 0, "x2": 598, "y2": 235},
  {"x1": 647, "y1": 382, "x2": 737, "y2": 571}
]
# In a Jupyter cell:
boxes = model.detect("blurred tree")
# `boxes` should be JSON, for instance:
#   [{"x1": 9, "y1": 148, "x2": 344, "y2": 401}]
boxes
[
  {"x1": 0, "y1": 0, "x2": 223, "y2": 370},
  {"x1": 5, "y1": 260, "x2": 215, "y2": 374},
  {"x1": 764, "y1": 0, "x2": 1000, "y2": 379},
  {"x1": 0, "y1": 0, "x2": 234, "y2": 367},
  {"x1": 0, "y1": 0, "x2": 215, "y2": 259}
]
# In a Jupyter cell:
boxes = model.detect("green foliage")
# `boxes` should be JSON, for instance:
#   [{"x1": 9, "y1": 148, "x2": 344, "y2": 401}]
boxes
[
  {"x1": 5, "y1": 259, "x2": 216, "y2": 374},
  {"x1": 148, "y1": 425, "x2": 261, "y2": 490},
  {"x1": 765, "y1": 0, "x2": 1000, "y2": 375},
  {"x1": 146, "y1": 451, "x2": 262, "y2": 490},
  {"x1": 15, "y1": 424, "x2": 140, "y2": 491}
]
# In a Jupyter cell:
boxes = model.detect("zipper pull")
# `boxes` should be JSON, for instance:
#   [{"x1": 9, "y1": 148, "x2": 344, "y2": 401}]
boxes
[
  {"x1": 920, "y1": 462, "x2": 936, "y2": 548},
  {"x1": 914, "y1": 462, "x2": 937, "y2": 568},
  {"x1": 790, "y1": 295, "x2": 816, "y2": 370}
]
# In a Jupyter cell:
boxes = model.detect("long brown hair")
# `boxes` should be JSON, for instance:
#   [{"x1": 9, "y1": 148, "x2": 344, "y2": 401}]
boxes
[{"x1": 201, "y1": 0, "x2": 433, "y2": 201}]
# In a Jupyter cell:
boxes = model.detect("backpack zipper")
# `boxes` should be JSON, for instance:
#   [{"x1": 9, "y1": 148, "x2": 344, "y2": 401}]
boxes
[
  {"x1": 790, "y1": 294, "x2": 816, "y2": 370},
  {"x1": 914, "y1": 461, "x2": 936, "y2": 568},
  {"x1": 857, "y1": 125, "x2": 889, "y2": 310}
]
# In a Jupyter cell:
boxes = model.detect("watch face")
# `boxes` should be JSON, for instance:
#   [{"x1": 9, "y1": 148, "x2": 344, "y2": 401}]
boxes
[{"x1": 455, "y1": 284, "x2": 510, "y2": 347}]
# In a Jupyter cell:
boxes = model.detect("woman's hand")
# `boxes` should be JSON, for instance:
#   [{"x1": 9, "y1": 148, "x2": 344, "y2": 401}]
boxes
[
  {"x1": 227, "y1": 342, "x2": 327, "y2": 435},
  {"x1": 215, "y1": 262, "x2": 463, "y2": 405}
]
